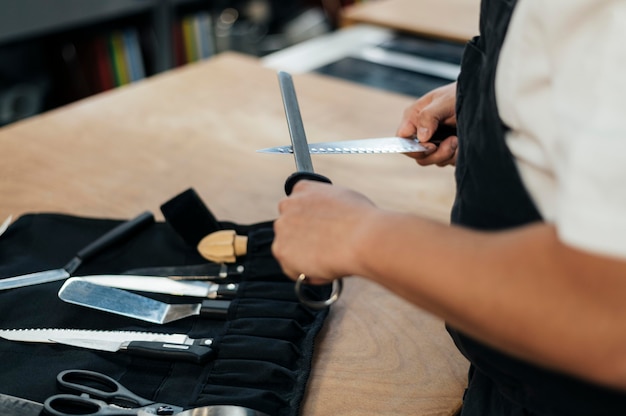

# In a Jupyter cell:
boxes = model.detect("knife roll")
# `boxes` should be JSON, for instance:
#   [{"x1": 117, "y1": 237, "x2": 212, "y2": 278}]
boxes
[{"x1": 0, "y1": 189, "x2": 332, "y2": 416}]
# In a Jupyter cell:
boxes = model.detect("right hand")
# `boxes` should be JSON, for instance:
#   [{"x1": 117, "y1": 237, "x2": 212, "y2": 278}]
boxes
[{"x1": 396, "y1": 82, "x2": 458, "y2": 167}]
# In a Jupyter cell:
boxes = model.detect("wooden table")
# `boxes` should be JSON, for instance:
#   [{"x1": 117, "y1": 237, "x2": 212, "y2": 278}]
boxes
[
  {"x1": 0, "y1": 52, "x2": 468, "y2": 415},
  {"x1": 341, "y1": 0, "x2": 480, "y2": 43}
]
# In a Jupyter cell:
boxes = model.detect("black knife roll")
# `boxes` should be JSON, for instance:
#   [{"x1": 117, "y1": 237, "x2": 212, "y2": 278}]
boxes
[{"x1": 0, "y1": 189, "x2": 332, "y2": 416}]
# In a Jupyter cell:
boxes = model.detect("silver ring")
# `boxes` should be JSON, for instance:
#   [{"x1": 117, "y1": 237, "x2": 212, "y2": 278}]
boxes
[{"x1": 295, "y1": 274, "x2": 343, "y2": 309}]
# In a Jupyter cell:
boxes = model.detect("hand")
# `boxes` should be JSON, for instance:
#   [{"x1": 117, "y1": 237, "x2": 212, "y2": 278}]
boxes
[
  {"x1": 396, "y1": 82, "x2": 458, "y2": 167},
  {"x1": 272, "y1": 180, "x2": 377, "y2": 284}
]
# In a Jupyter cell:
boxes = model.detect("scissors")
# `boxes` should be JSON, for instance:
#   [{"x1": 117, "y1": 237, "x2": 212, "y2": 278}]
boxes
[{"x1": 44, "y1": 369, "x2": 183, "y2": 416}]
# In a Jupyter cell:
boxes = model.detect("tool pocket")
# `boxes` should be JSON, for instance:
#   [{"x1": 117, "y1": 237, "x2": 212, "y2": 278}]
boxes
[{"x1": 0, "y1": 189, "x2": 333, "y2": 416}]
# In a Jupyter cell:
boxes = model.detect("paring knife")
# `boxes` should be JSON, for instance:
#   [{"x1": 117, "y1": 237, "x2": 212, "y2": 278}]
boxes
[
  {"x1": 258, "y1": 126, "x2": 456, "y2": 155},
  {"x1": 58, "y1": 278, "x2": 230, "y2": 324},
  {"x1": 0, "y1": 211, "x2": 155, "y2": 291},
  {"x1": 74, "y1": 275, "x2": 239, "y2": 299},
  {"x1": 0, "y1": 328, "x2": 215, "y2": 363}
]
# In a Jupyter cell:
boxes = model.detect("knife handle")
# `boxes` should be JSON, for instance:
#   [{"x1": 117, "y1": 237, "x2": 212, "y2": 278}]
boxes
[
  {"x1": 123, "y1": 341, "x2": 215, "y2": 363},
  {"x1": 425, "y1": 124, "x2": 457, "y2": 146},
  {"x1": 65, "y1": 211, "x2": 155, "y2": 274},
  {"x1": 199, "y1": 299, "x2": 231, "y2": 319},
  {"x1": 284, "y1": 172, "x2": 332, "y2": 195},
  {"x1": 214, "y1": 283, "x2": 239, "y2": 299}
]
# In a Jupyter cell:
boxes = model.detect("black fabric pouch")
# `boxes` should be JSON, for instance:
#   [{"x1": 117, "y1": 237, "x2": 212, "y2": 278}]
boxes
[{"x1": 0, "y1": 189, "x2": 331, "y2": 416}]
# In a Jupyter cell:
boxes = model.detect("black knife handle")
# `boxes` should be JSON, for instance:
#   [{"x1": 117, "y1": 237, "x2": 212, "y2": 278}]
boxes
[
  {"x1": 215, "y1": 283, "x2": 239, "y2": 299},
  {"x1": 199, "y1": 299, "x2": 231, "y2": 319},
  {"x1": 124, "y1": 341, "x2": 215, "y2": 363},
  {"x1": 64, "y1": 211, "x2": 155, "y2": 274},
  {"x1": 284, "y1": 172, "x2": 332, "y2": 195},
  {"x1": 424, "y1": 124, "x2": 457, "y2": 146}
]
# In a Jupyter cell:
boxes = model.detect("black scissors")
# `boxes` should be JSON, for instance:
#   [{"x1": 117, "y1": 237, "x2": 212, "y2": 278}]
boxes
[{"x1": 43, "y1": 369, "x2": 183, "y2": 416}]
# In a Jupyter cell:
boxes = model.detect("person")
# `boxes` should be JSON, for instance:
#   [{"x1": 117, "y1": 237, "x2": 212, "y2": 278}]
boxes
[{"x1": 271, "y1": 0, "x2": 626, "y2": 414}]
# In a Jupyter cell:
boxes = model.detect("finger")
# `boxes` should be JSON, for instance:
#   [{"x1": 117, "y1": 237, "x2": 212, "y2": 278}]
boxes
[{"x1": 413, "y1": 137, "x2": 458, "y2": 166}]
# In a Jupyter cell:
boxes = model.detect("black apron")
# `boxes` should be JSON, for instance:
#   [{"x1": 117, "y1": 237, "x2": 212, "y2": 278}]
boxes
[{"x1": 449, "y1": 0, "x2": 626, "y2": 414}]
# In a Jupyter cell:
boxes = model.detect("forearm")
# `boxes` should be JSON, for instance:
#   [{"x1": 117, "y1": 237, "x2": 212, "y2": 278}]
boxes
[{"x1": 354, "y1": 210, "x2": 626, "y2": 390}]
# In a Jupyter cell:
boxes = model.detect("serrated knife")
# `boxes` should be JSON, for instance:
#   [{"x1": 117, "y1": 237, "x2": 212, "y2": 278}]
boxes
[
  {"x1": 257, "y1": 125, "x2": 456, "y2": 155},
  {"x1": 0, "y1": 328, "x2": 215, "y2": 363}
]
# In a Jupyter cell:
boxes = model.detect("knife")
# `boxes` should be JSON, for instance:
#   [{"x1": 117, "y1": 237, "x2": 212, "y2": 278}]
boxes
[
  {"x1": 58, "y1": 278, "x2": 230, "y2": 324},
  {"x1": 74, "y1": 275, "x2": 239, "y2": 299},
  {"x1": 123, "y1": 263, "x2": 245, "y2": 280},
  {"x1": 0, "y1": 211, "x2": 155, "y2": 291},
  {"x1": 49, "y1": 338, "x2": 215, "y2": 363},
  {"x1": 0, "y1": 328, "x2": 215, "y2": 363},
  {"x1": 258, "y1": 127, "x2": 456, "y2": 155},
  {"x1": 0, "y1": 328, "x2": 211, "y2": 345}
]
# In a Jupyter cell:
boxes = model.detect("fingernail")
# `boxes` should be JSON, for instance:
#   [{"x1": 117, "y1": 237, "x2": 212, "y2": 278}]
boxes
[
  {"x1": 417, "y1": 127, "x2": 429, "y2": 141},
  {"x1": 423, "y1": 144, "x2": 436, "y2": 155}
]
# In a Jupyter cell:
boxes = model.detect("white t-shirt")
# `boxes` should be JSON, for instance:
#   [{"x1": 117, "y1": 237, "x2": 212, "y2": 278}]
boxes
[{"x1": 495, "y1": 0, "x2": 626, "y2": 259}]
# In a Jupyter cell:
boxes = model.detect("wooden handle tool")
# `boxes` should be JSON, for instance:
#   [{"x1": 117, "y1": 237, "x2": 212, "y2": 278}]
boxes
[{"x1": 197, "y1": 230, "x2": 247, "y2": 263}]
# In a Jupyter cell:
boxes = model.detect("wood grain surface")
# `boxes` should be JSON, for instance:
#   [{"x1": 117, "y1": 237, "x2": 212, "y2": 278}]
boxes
[{"x1": 341, "y1": 0, "x2": 480, "y2": 43}]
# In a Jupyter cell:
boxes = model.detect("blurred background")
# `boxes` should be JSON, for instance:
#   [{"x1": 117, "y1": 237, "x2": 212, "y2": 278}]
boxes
[{"x1": 0, "y1": 0, "x2": 466, "y2": 126}]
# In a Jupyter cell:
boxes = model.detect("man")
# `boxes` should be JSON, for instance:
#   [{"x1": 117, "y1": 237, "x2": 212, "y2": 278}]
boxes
[{"x1": 272, "y1": 0, "x2": 626, "y2": 414}]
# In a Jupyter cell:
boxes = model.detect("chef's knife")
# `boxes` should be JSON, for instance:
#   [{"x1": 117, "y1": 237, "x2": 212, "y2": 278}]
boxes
[
  {"x1": 0, "y1": 328, "x2": 211, "y2": 345},
  {"x1": 58, "y1": 278, "x2": 230, "y2": 324},
  {"x1": 74, "y1": 275, "x2": 238, "y2": 299},
  {"x1": 50, "y1": 338, "x2": 215, "y2": 363},
  {"x1": 277, "y1": 71, "x2": 332, "y2": 195},
  {"x1": 0, "y1": 211, "x2": 155, "y2": 291}
]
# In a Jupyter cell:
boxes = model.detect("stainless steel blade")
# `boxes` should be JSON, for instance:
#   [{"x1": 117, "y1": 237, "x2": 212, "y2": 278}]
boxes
[
  {"x1": 0, "y1": 269, "x2": 69, "y2": 291},
  {"x1": 277, "y1": 71, "x2": 314, "y2": 173},
  {"x1": 58, "y1": 278, "x2": 180, "y2": 324},
  {"x1": 0, "y1": 328, "x2": 195, "y2": 344},
  {"x1": 58, "y1": 278, "x2": 229, "y2": 324},
  {"x1": 51, "y1": 338, "x2": 132, "y2": 352},
  {"x1": 257, "y1": 136, "x2": 429, "y2": 154},
  {"x1": 77, "y1": 275, "x2": 219, "y2": 298}
]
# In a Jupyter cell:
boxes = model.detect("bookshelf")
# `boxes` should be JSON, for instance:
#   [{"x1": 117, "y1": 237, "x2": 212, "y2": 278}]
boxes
[{"x1": 0, "y1": 0, "x2": 214, "y2": 125}]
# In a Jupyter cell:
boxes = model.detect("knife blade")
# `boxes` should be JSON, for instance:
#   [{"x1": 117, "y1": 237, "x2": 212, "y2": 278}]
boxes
[
  {"x1": 74, "y1": 275, "x2": 239, "y2": 299},
  {"x1": 258, "y1": 136, "x2": 428, "y2": 154},
  {"x1": 0, "y1": 211, "x2": 155, "y2": 291},
  {"x1": 58, "y1": 278, "x2": 230, "y2": 324},
  {"x1": 257, "y1": 125, "x2": 457, "y2": 155},
  {"x1": 0, "y1": 328, "x2": 209, "y2": 345},
  {"x1": 49, "y1": 338, "x2": 215, "y2": 363}
]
